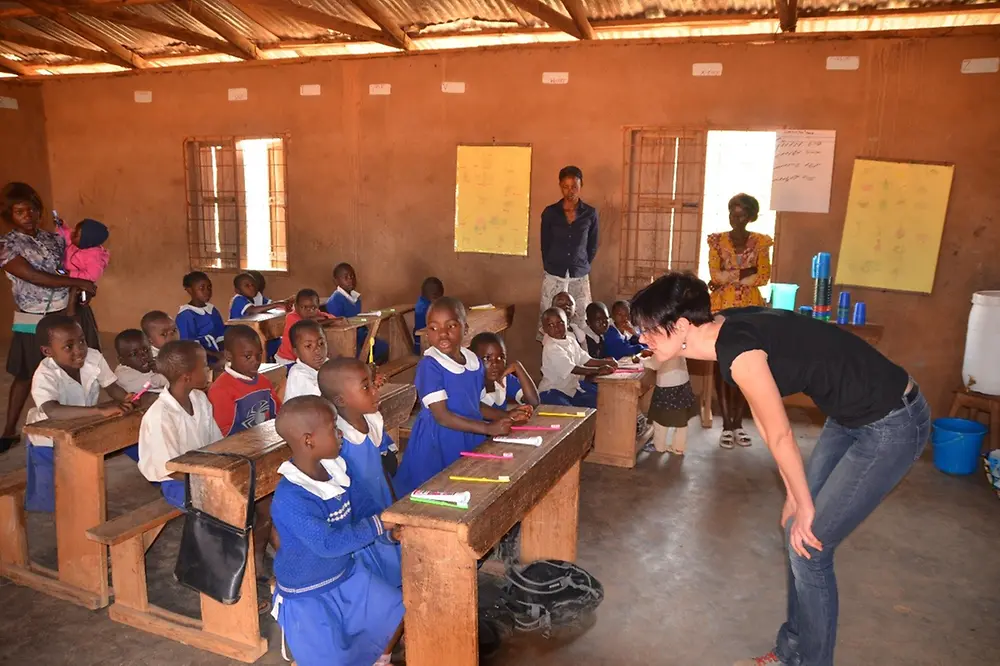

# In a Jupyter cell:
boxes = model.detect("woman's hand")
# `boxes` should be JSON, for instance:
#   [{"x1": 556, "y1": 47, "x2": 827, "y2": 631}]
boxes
[
  {"x1": 788, "y1": 501, "x2": 823, "y2": 559},
  {"x1": 73, "y1": 279, "x2": 97, "y2": 296}
]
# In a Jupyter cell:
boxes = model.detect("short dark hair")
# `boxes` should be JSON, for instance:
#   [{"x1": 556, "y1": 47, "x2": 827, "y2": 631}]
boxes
[
  {"x1": 585, "y1": 301, "x2": 608, "y2": 319},
  {"x1": 611, "y1": 300, "x2": 630, "y2": 313},
  {"x1": 317, "y1": 356, "x2": 366, "y2": 401},
  {"x1": 155, "y1": 340, "x2": 203, "y2": 382},
  {"x1": 246, "y1": 270, "x2": 266, "y2": 291},
  {"x1": 114, "y1": 328, "x2": 146, "y2": 354},
  {"x1": 183, "y1": 271, "x2": 210, "y2": 289},
  {"x1": 224, "y1": 324, "x2": 261, "y2": 349},
  {"x1": 37, "y1": 314, "x2": 80, "y2": 347},
  {"x1": 140, "y1": 310, "x2": 171, "y2": 335},
  {"x1": 421, "y1": 276, "x2": 443, "y2": 295},
  {"x1": 729, "y1": 193, "x2": 760, "y2": 221},
  {"x1": 1, "y1": 182, "x2": 43, "y2": 224},
  {"x1": 629, "y1": 272, "x2": 713, "y2": 334},
  {"x1": 558, "y1": 166, "x2": 583, "y2": 183},
  {"x1": 333, "y1": 262, "x2": 353, "y2": 278},
  {"x1": 542, "y1": 307, "x2": 565, "y2": 321},
  {"x1": 295, "y1": 288, "x2": 320, "y2": 305},
  {"x1": 428, "y1": 296, "x2": 466, "y2": 324},
  {"x1": 469, "y1": 331, "x2": 504, "y2": 356},
  {"x1": 275, "y1": 395, "x2": 337, "y2": 443},
  {"x1": 233, "y1": 272, "x2": 255, "y2": 290},
  {"x1": 289, "y1": 318, "x2": 323, "y2": 347}
]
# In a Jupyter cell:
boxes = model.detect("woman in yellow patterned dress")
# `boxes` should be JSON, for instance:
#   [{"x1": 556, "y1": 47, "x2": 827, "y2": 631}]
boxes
[{"x1": 707, "y1": 193, "x2": 773, "y2": 449}]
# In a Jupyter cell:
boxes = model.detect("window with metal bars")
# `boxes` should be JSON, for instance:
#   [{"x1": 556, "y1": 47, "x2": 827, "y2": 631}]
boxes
[
  {"x1": 618, "y1": 128, "x2": 706, "y2": 296},
  {"x1": 184, "y1": 136, "x2": 288, "y2": 272}
]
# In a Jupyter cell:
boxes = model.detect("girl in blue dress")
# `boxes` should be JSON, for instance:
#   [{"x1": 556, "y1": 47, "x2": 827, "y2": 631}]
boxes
[
  {"x1": 395, "y1": 297, "x2": 519, "y2": 496},
  {"x1": 470, "y1": 331, "x2": 540, "y2": 411},
  {"x1": 271, "y1": 396, "x2": 403, "y2": 666},
  {"x1": 318, "y1": 356, "x2": 402, "y2": 588}
]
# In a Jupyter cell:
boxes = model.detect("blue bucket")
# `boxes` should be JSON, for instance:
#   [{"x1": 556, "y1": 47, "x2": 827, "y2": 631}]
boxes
[{"x1": 931, "y1": 418, "x2": 988, "y2": 475}]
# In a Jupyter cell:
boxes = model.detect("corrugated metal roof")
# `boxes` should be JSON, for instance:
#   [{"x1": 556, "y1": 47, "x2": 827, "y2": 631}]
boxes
[{"x1": 0, "y1": 0, "x2": 996, "y2": 75}]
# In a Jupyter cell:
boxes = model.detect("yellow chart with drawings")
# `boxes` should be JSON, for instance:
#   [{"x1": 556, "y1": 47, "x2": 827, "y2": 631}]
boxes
[
  {"x1": 836, "y1": 158, "x2": 954, "y2": 294},
  {"x1": 454, "y1": 145, "x2": 532, "y2": 256}
]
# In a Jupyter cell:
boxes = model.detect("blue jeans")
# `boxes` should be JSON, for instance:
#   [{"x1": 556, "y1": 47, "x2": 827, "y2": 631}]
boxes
[{"x1": 775, "y1": 386, "x2": 931, "y2": 666}]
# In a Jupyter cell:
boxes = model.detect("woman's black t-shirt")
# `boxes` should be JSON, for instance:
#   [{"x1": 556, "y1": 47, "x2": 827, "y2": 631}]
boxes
[{"x1": 715, "y1": 307, "x2": 908, "y2": 428}]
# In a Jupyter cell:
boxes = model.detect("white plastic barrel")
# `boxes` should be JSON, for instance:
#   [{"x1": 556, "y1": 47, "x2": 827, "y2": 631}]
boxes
[{"x1": 962, "y1": 291, "x2": 1000, "y2": 395}]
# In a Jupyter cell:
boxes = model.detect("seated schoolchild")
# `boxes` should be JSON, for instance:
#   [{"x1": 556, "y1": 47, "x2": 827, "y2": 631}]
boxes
[
  {"x1": 413, "y1": 276, "x2": 443, "y2": 354},
  {"x1": 271, "y1": 396, "x2": 404, "y2": 666},
  {"x1": 208, "y1": 325, "x2": 280, "y2": 437},
  {"x1": 176, "y1": 271, "x2": 225, "y2": 364},
  {"x1": 283, "y1": 319, "x2": 329, "y2": 401},
  {"x1": 537, "y1": 307, "x2": 616, "y2": 408},
  {"x1": 605, "y1": 300, "x2": 652, "y2": 359},
  {"x1": 140, "y1": 310, "x2": 179, "y2": 359},
  {"x1": 326, "y1": 262, "x2": 388, "y2": 364},
  {"x1": 552, "y1": 291, "x2": 587, "y2": 347},
  {"x1": 113, "y1": 328, "x2": 167, "y2": 405},
  {"x1": 25, "y1": 314, "x2": 135, "y2": 512},
  {"x1": 470, "y1": 331, "x2": 539, "y2": 411},
  {"x1": 275, "y1": 288, "x2": 339, "y2": 366},
  {"x1": 582, "y1": 301, "x2": 610, "y2": 358}
]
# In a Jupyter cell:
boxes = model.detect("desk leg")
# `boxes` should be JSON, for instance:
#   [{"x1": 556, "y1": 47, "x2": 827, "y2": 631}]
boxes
[
  {"x1": 0, "y1": 490, "x2": 28, "y2": 570},
  {"x1": 385, "y1": 315, "x2": 412, "y2": 362},
  {"x1": 587, "y1": 382, "x2": 640, "y2": 468},
  {"x1": 400, "y1": 528, "x2": 478, "y2": 666},
  {"x1": 521, "y1": 460, "x2": 580, "y2": 562},
  {"x1": 55, "y1": 443, "x2": 108, "y2": 608}
]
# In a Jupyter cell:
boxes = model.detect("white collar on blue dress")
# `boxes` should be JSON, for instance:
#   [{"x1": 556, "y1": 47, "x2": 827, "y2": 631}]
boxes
[
  {"x1": 336, "y1": 287, "x2": 361, "y2": 304},
  {"x1": 337, "y1": 412, "x2": 384, "y2": 447},
  {"x1": 481, "y1": 375, "x2": 507, "y2": 407},
  {"x1": 277, "y1": 457, "x2": 350, "y2": 500},
  {"x1": 178, "y1": 303, "x2": 216, "y2": 316},
  {"x1": 424, "y1": 346, "x2": 480, "y2": 375}
]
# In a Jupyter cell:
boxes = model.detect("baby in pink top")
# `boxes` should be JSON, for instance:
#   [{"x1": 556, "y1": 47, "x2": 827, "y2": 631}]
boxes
[{"x1": 55, "y1": 217, "x2": 110, "y2": 282}]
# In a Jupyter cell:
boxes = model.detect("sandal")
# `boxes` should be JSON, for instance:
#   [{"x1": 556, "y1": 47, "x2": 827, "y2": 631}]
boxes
[
  {"x1": 719, "y1": 430, "x2": 735, "y2": 449},
  {"x1": 641, "y1": 440, "x2": 658, "y2": 453},
  {"x1": 665, "y1": 445, "x2": 685, "y2": 456},
  {"x1": 735, "y1": 428, "x2": 752, "y2": 447}
]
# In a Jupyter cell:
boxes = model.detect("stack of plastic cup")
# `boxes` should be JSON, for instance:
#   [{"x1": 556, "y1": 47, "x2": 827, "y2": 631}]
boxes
[
  {"x1": 811, "y1": 252, "x2": 832, "y2": 321},
  {"x1": 852, "y1": 302, "x2": 867, "y2": 325},
  {"x1": 836, "y1": 291, "x2": 851, "y2": 325}
]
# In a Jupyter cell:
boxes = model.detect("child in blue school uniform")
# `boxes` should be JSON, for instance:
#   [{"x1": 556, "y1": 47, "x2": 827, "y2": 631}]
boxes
[
  {"x1": 24, "y1": 315, "x2": 135, "y2": 512},
  {"x1": 394, "y1": 297, "x2": 522, "y2": 496},
  {"x1": 537, "y1": 307, "x2": 616, "y2": 409},
  {"x1": 413, "y1": 276, "x2": 443, "y2": 354},
  {"x1": 326, "y1": 262, "x2": 389, "y2": 364},
  {"x1": 606, "y1": 300, "x2": 654, "y2": 359},
  {"x1": 229, "y1": 272, "x2": 288, "y2": 362},
  {"x1": 176, "y1": 271, "x2": 225, "y2": 364},
  {"x1": 271, "y1": 396, "x2": 404, "y2": 666},
  {"x1": 470, "y1": 332, "x2": 539, "y2": 412},
  {"x1": 319, "y1": 356, "x2": 402, "y2": 587},
  {"x1": 583, "y1": 301, "x2": 610, "y2": 358}
]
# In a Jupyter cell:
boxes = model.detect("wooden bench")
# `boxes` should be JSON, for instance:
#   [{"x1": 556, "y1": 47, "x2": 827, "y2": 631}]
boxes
[
  {"x1": 383, "y1": 405, "x2": 596, "y2": 666},
  {"x1": 416, "y1": 303, "x2": 515, "y2": 353},
  {"x1": 86, "y1": 498, "x2": 183, "y2": 632},
  {"x1": 0, "y1": 467, "x2": 29, "y2": 579},
  {"x1": 127, "y1": 382, "x2": 418, "y2": 663},
  {"x1": 587, "y1": 369, "x2": 656, "y2": 468}
]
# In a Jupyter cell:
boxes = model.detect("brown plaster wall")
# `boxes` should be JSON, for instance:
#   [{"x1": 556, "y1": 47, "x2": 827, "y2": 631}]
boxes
[
  {"x1": 0, "y1": 80, "x2": 52, "y2": 339},
  {"x1": 36, "y1": 33, "x2": 1000, "y2": 414}
]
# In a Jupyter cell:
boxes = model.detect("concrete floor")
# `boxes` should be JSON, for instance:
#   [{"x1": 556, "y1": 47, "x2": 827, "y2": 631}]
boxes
[{"x1": 1, "y1": 352, "x2": 998, "y2": 665}]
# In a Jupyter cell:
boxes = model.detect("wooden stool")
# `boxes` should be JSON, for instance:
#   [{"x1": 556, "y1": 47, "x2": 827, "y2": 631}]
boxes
[{"x1": 949, "y1": 390, "x2": 1000, "y2": 452}]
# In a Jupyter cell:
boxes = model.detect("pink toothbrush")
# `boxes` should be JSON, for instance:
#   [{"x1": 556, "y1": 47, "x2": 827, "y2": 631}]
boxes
[
  {"x1": 511, "y1": 425, "x2": 560, "y2": 432},
  {"x1": 460, "y1": 451, "x2": 514, "y2": 460}
]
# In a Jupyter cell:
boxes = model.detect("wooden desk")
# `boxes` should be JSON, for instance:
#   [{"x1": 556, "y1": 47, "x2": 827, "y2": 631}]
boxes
[
  {"x1": 163, "y1": 383, "x2": 416, "y2": 662},
  {"x1": 382, "y1": 406, "x2": 595, "y2": 666},
  {"x1": 225, "y1": 308, "x2": 289, "y2": 350},
  {"x1": 416, "y1": 303, "x2": 516, "y2": 352},
  {"x1": 586, "y1": 370, "x2": 655, "y2": 468},
  {"x1": 19, "y1": 408, "x2": 146, "y2": 609}
]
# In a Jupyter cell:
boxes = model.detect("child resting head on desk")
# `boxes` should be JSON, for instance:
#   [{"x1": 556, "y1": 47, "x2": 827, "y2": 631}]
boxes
[
  {"x1": 176, "y1": 271, "x2": 225, "y2": 365},
  {"x1": 326, "y1": 262, "x2": 389, "y2": 364},
  {"x1": 394, "y1": 296, "x2": 520, "y2": 496},
  {"x1": 271, "y1": 396, "x2": 404, "y2": 666},
  {"x1": 319, "y1": 356, "x2": 402, "y2": 587},
  {"x1": 284, "y1": 319, "x2": 329, "y2": 401},
  {"x1": 114, "y1": 328, "x2": 167, "y2": 405},
  {"x1": 470, "y1": 331, "x2": 539, "y2": 413},
  {"x1": 208, "y1": 325, "x2": 280, "y2": 438},
  {"x1": 413, "y1": 276, "x2": 444, "y2": 354},
  {"x1": 140, "y1": 310, "x2": 179, "y2": 359},
  {"x1": 537, "y1": 307, "x2": 617, "y2": 409},
  {"x1": 275, "y1": 288, "x2": 341, "y2": 365},
  {"x1": 25, "y1": 314, "x2": 136, "y2": 512}
]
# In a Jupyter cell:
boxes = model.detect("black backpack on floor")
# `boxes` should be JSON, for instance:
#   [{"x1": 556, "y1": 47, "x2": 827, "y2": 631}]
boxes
[{"x1": 499, "y1": 559, "x2": 604, "y2": 637}]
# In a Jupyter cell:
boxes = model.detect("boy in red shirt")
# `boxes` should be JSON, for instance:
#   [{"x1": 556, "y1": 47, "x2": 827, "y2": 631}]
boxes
[
  {"x1": 209, "y1": 325, "x2": 281, "y2": 436},
  {"x1": 275, "y1": 288, "x2": 342, "y2": 365}
]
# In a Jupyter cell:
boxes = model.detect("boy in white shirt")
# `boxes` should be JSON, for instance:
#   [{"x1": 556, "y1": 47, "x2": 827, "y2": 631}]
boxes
[
  {"x1": 537, "y1": 307, "x2": 616, "y2": 408},
  {"x1": 138, "y1": 339, "x2": 222, "y2": 508},
  {"x1": 26, "y1": 315, "x2": 134, "y2": 512},
  {"x1": 139, "y1": 310, "x2": 179, "y2": 359},
  {"x1": 114, "y1": 329, "x2": 167, "y2": 400},
  {"x1": 283, "y1": 319, "x2": 329, "y2": 401}
]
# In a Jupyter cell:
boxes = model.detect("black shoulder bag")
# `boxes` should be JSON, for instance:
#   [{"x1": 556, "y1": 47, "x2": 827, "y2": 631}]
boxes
[{"x1": 173, "y1": 453, "x2": 256, "y2": 605}]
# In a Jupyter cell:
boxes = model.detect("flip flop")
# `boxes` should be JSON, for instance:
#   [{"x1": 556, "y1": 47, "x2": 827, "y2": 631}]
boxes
[
  {"x1": 719, "y1": 430, "x2": 735, "y2": 449},
  {"x1": 735, "y1": 429, "x2": 753, "y2": 447},
  {"x1": 665, "y1": 445, "x2": 685, "y2": 456}
]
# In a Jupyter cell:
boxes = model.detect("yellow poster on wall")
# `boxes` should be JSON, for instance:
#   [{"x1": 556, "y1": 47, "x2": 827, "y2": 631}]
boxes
[
  {"x1": 835, "y1": 158, "x2": 954, "y2": 294},
  {"x1": 454, "y1": 145, "x2": 532, "y2": 256}
]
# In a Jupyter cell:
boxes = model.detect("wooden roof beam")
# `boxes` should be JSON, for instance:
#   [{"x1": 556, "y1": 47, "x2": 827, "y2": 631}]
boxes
[
  {"x1": 0, "y1": 1, "x2": 172, "y2": 20},
  {"x1": 560, "y1": 0, "x2": 594, "y2": 39},
  {"x1": 0, "y1": 53, "x2": 31, "y2": 75},
  {"x1": 179, "y1": 0, "x2": 263, "y2": 60},
  {"x1": 251, "y1": 0, "x2": 399, "y2": 48},
  {"x1": 0, "y1": 25, "x2": 123, "y2": 65},
  {"x1": 348, "y1": 0, "x2": 414, "y2": 51},
  {"x1": 20, "y1": 1, "x2": 149, "y2": 68},
  {"x1": 506, "y1": 0, "x2": 581, "y2": 39},
  {"x1": 777, "y1": 0, "x2": 798, "y2": 32},
  {"x1": 81, "y1": 7, "x2": 248, "y2": 59}
]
